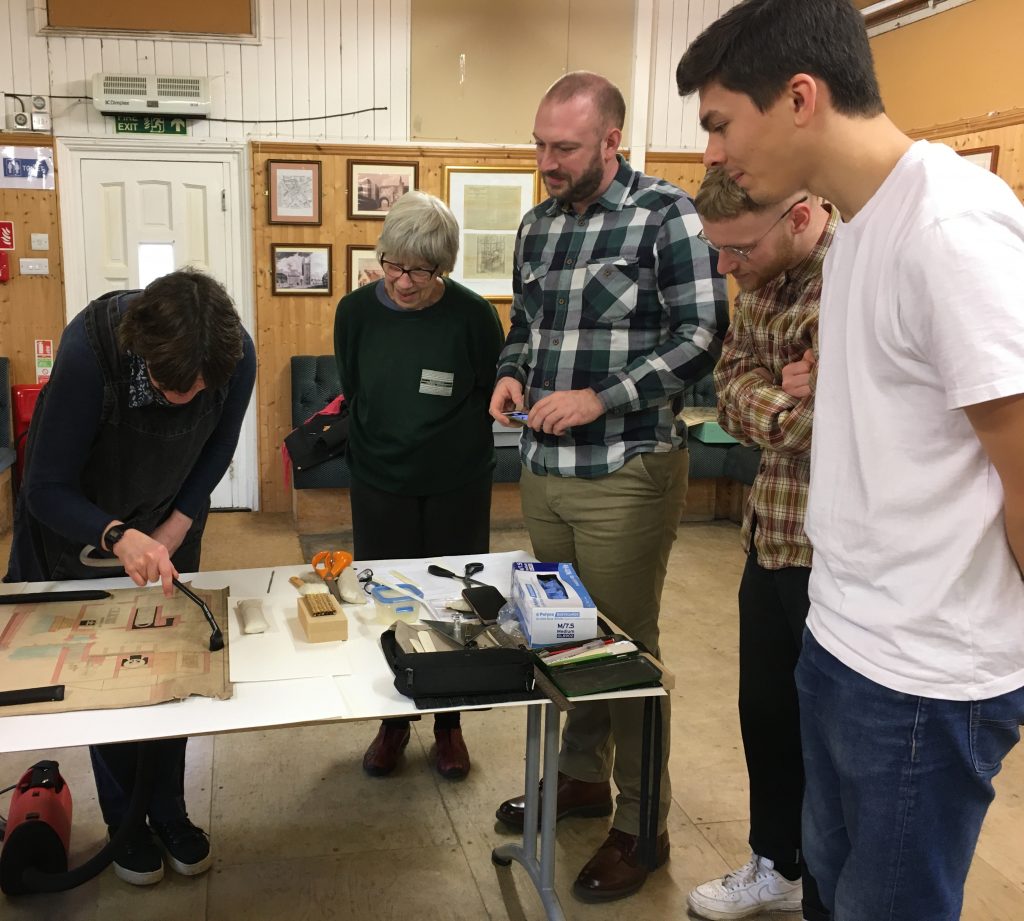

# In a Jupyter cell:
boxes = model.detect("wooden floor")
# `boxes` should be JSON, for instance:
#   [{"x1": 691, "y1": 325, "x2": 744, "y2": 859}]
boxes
[{"x1": 0, "y1": 513, "x2": 1021, "y2": 920}]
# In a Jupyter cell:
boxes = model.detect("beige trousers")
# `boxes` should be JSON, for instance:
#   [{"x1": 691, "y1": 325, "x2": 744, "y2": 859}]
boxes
[{"x1": 519, "y1": 450, "x2": 688, "y2": 834}]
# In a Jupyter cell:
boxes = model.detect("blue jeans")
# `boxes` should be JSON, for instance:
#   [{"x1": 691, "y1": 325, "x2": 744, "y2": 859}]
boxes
[{"x1": 796, "y1": 630, "x2": 1024, "y2": 921}]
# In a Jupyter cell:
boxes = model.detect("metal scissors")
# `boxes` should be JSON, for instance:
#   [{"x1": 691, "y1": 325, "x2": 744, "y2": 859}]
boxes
[
  {"x1": 426, "y1": 561, "x2": 487, "y2": 588},
  {"x1": 311, "y1": 550, "x2": 353, "y2": 603}
]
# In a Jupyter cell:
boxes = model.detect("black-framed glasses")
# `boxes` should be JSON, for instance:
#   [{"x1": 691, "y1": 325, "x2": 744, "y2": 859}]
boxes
[
  {"x1": 379, "y1": 255, "x2": 437, "y2": 284},
  {"x1": 698, "y1": 195, "x2": 809, "y2": 261}
]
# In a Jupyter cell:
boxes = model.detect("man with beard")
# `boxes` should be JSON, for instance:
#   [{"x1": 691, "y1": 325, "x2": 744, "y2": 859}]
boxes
[
  {"x1": 688, "y1": 168, "x2": 835, "y2": 921},
  {"x1": 489, "y1": 71, "x2": 728, "y2": 902}
]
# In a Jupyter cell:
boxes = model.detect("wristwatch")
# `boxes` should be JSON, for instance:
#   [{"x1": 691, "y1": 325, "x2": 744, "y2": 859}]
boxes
[{"x1": 103, "y1": 524, "x2": 127, "y2": 551}]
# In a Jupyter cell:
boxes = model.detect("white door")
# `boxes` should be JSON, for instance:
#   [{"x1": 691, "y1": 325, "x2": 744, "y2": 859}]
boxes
[
  {"x1": 60, "y1": 144, "x2": 255, "y2": 510},
  {"x1": 80, "y1": 159, "x2": 228, "y2": 303}
]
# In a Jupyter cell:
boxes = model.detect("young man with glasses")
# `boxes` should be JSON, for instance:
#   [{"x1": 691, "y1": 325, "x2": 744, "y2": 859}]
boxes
[
  {"x1": 689, "y1": 168, "x2": 835, "y2": 921},
  {"x1": 677, "y1": 2, "x2": 1024, "y2": 919},
  {"x1": 489, "y1": 71, "x2": 728, "y2": 902}
]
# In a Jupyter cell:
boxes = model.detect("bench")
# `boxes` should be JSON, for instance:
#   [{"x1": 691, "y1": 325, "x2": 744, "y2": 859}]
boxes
[
  {"x1": 679, "y1": 373, "x2": 760, "y2": 522},
  {"x1": 289, "y1": 355, "x2": 523, "y2": 532},
  {"x1": 288, "y1": 355, "x2": 759, "y2": 532}
]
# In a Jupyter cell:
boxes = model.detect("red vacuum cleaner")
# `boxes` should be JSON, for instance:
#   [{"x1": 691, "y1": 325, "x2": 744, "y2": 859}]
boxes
[
  {"x1": 0, "y1": 748, "x2": 156, "y2": 896},
  {"x1": 0, "y1": 761, "x2": 72, "y2": 895}
]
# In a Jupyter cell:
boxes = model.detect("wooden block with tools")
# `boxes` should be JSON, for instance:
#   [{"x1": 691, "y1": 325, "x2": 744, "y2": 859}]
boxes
[{"x1": 297, "y1": 592, "x2": 348, "y2": 643}]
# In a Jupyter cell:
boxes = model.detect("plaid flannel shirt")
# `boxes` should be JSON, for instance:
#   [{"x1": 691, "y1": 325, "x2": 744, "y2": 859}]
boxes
[
  {"x1": 497, "y1": 156, "x2": 728, "y2": 478},
  {"x1": 714, "y1": 206, "x2": 839, "y2": 569}
]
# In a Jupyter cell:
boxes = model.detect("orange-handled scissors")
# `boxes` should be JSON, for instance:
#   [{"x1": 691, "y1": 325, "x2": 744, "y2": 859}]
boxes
[{"x1": 311, "y1": 550, "x2": 353, "y2": 602}]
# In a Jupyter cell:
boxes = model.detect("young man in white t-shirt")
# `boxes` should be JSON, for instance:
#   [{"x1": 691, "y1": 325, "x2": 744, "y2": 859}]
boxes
[{"x1": 677, "y1": 2, "x2": 1024, "y2": 920}]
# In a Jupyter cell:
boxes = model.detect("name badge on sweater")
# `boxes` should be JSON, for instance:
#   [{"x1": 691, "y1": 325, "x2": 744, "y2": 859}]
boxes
[{"x1": 419, "y1": 369, "x2": 454, "y2": 397}]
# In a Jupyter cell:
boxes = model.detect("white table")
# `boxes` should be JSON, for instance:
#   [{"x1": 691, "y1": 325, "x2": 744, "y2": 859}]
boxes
[{"x1": 0, "y1": 551, "x2": 666, "y2": 921}]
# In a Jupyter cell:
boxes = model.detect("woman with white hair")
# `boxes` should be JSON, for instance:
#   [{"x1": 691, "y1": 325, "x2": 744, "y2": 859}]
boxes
[{"x1": 334, "y1": 191, "x2": 503, "y2": 780}]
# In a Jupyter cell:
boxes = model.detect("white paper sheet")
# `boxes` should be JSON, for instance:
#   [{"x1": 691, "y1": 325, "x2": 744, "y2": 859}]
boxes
[{"x1": 228, "y1": 595, "x2": 353, "y2": 682}]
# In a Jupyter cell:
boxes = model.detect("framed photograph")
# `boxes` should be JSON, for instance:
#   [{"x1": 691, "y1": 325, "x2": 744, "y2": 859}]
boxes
[
  {"x1": 445, "y1": 166, "x2": 540, "y2": 297},
  {"x1": 347, "y1": 160, "x2": 418, "y2": 219},
  {"x1": 271, "y1": 244, "x2": 332, "y2": 296},
  {"x1": 347, "y1": 244, "x2": 384, "y2": 293},
  {"x1": 957, "y1": 146, "x2": 999, "y2": 173},
  {"x1": 267, "y1": 160, "x2": 322, "y2": 225}
]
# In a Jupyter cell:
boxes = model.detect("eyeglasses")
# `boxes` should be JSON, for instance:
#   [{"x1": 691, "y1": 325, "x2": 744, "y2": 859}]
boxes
[
  {"x1": 379, "y1": 256, "x2": 437, "y2": 284},
  {"x1": 698, "y1": 195, "x2": 809, "y2": 261}
]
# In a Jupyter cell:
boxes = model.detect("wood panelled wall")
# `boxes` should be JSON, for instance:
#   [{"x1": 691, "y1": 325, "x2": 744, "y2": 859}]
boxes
[
  {"x1": 914, "y1": 111, "x2": 1024, "y2": 202},
  {"x1": 0, "y1": 133, "x2": 67, "y2": 386},
  {"x1": 644, "y1": 151, "x2": 707, "y2": 197},
  {"x1": 251, "y1": 142, "x2": 538, "y2": 513}
]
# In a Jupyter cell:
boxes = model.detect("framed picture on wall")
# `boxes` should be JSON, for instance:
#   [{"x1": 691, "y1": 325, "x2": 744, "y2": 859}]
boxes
[
  {"x1": 347, "y1": 244, "x2": 384, "y2": 293},
  {"x1": 271, "y1": 244, "x2": 332, "y2": 296},
  {"x1": 444, "y1": 166, "x2": 540, "y2": 297},
  {"x1": 957, "y1": 146, "x2": 999, "y2": 173},
  {"x1": 347, "y1": 160, "x2": 418, "y2": 219},
  {"x1": 267, "y1": 160, "x2": 322, "y2": 224}
]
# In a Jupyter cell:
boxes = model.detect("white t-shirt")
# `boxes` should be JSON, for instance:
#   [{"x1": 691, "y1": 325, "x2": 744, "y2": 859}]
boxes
[{"x1": 806, "y1": 140, "x2": 1024, "y2": 701}]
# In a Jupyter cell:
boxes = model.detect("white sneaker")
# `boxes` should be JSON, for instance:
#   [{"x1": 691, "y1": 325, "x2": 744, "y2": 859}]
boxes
[{"x1": 687, "y1": 853, "x2": 803, "y2": 919}]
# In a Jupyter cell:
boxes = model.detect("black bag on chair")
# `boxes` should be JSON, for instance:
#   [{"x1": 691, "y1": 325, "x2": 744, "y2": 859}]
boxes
[{"x1": 283, "y1": 395, "x2": 349, "y2": 473}]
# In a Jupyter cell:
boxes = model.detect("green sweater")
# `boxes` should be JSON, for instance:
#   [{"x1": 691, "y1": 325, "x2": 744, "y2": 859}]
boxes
[{"x1": 334, "y1": 278, "x2": 504, "y2": 495}]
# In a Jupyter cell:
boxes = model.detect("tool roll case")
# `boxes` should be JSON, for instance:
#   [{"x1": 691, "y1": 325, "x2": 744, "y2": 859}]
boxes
[{"x1": 379, "y1": 625, "x2": 537, "y2": 709}]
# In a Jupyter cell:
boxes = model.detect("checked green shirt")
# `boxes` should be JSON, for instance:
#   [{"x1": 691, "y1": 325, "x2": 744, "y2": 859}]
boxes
[{"x1": 497, "y1": 155, "x2": 729, "y2": 478}]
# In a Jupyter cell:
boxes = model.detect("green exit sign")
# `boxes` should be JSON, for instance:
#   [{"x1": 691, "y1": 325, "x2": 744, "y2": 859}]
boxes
[{"x1": 114, "y1": 115, "x2": 188, "y2": 136}]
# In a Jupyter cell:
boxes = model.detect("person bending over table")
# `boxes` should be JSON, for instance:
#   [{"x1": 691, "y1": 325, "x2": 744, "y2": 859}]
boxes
[
  {"x1": 4, "y1": 268, "x2": 256, "y2": 887},
  {"x1": 334, "y1": 191, "x2": 503, "y2": 780}
]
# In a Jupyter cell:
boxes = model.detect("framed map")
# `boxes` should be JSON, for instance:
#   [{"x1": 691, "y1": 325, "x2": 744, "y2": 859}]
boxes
[
  {"x1": 444, "y1": 166, "x2": 539, "y2": 297},
  {"x1": 268, "y1": 160, "x2": 322, "y2": 225}
]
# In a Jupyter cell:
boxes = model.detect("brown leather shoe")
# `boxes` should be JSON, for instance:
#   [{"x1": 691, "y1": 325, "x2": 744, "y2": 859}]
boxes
[
  {"x1": 433, "y1": 726, "x2": 471, "y2": 780},
  {"x1": 572, "y1": 828, "x2": 670, "y2": 902},
  {"x1": 495, "y1": 772, "x2": 613, "y2": 830},
  {"x1": 362, "y1": 722, "x2": 410, "y2": 776}
]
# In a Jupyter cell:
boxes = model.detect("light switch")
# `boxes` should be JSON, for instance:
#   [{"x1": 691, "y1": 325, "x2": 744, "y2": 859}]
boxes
[
  {"x1": 19, "y1": 258, "x2": 49, "y2": 275},
  {"x1": 31, "y1": 233, "x2": 49, "y2": 251}
]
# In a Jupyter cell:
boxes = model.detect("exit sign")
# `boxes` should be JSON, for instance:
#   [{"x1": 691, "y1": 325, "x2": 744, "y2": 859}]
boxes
[{"x1": 114, "y1": 115, "x2": 188, "y2": 136}]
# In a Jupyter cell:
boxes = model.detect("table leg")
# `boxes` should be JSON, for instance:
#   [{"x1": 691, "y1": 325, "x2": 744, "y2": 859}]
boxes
[{"x1": 492, "y1": 702, "x2": 566, "y2": 921}]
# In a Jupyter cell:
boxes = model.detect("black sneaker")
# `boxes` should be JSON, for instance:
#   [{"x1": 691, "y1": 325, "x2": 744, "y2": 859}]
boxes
[
  {"x1": 149, "y1": 818, "x2": 213, "y2": 876},
  {"x1": 109, "y1": 824, "x2": 165, "y2": 886}
]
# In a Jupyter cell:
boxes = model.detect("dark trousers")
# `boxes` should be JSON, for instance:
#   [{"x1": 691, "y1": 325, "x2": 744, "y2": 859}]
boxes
[
  {"x1": 351, "y1": 472, "x2": 492, "y2": 732},
  {"x1": 738, "y1": 547, "x2": 827, "y2": 921},
  {"x1": 91, "y1": 737, "x2": 189, "y2": 828},
  {"x1": 349, "y1": 472, "x2": 492, "y2": 561}
]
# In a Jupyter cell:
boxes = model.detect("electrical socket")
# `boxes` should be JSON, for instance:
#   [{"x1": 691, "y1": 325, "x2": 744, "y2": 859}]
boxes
[{"x1": 6, "y1": 111, "x2": 30, "y2": 131}]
